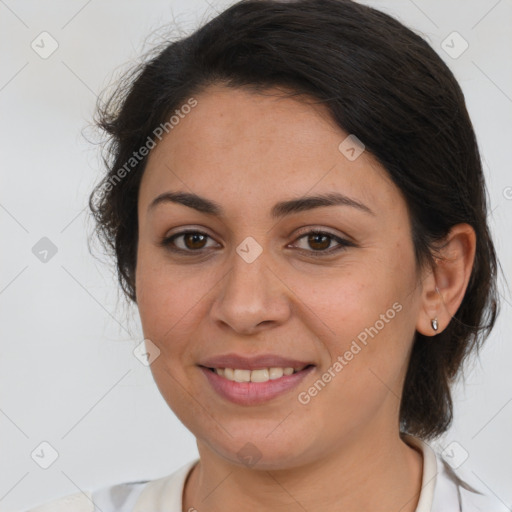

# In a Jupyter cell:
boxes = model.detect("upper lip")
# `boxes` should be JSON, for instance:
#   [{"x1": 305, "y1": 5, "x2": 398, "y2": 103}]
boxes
[{"x1": 199, "y1": 353, "x2": 314, "y2": 370}]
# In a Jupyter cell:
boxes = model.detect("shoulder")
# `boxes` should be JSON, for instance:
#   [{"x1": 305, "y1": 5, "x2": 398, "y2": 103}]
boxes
[
  {"x1": 22, "y1": 459, "x2": 199, "y2": 512},
  {"x1": 433, "y1": 450, "x2": 509, "y2": 512},
  {"x1": 460, "y1": 488, "x2": 511, "y2": 512},
  {"x1": 23, "y1": 491, "x2": 95, "y2": 512},
  {"x1": 23, "y1": 480, "x2": 148, "y2": 512},
  {"x1": 403, "y1": 434, "x2": 508, "y2": 512}
]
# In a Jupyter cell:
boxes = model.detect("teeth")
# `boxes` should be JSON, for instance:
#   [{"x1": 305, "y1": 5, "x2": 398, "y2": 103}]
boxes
[{"x1": 214, "y1": 366, "x2": 304, "y2": 382}]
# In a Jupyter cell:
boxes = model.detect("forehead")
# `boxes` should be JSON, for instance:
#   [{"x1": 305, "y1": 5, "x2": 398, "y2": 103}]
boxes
[{"x1": 139, "y1": 84, "x2": 402, "y2": 221}]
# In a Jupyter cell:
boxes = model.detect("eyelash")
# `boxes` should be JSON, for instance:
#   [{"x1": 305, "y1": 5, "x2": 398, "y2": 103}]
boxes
[{"x1": 159, "y1": 229, "x2": 354, "y2": 257}]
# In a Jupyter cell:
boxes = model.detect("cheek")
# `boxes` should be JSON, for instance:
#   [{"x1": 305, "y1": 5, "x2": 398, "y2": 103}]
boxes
[
  {"x1": 135, "y1": 249, "x2": 215, "y2": 353},
  {"x1": 289, "y1": 263, "x2": 391, "y2": 346},
  {"x1": 300, "y1": 246, "x2": 417, "y2": 384}
]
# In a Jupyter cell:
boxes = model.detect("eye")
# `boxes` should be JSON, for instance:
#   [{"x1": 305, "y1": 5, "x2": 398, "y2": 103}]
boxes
[
  {"x1": 290, "y1": 229, "x2": 353, "y2": 256},
  {"x1": 160, "y1": 230, "x2": 218, "y2": 253}
]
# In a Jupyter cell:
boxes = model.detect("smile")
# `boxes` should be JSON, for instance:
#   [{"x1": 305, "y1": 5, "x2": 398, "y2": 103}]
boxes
[
  {"x1": 209, "y1": 366, "x2": 308, "y2": 382},
  {"x1": 200, "y1": 365, "x2": 315, "y2": 405}
]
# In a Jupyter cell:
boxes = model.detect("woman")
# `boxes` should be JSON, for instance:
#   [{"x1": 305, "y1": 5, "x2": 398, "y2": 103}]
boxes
[{"x1": 25, "y1": 0, "x2": 506, "y2": 510}]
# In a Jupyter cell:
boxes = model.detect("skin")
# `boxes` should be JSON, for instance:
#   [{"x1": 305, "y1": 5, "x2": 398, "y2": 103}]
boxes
[{"x1": 135, "y1": 84, "x2": 476, "y2": 512}]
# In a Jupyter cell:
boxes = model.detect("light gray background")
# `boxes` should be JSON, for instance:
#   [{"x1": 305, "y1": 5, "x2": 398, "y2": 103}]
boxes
[{"x1": 1, "y1": 1, "x2": 511, "y2": 510}]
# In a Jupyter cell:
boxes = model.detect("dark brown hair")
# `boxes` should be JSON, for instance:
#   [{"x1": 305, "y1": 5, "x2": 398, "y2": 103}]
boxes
[{"x1": 89, "y1": 0, "x2": 500, "y2": 440}]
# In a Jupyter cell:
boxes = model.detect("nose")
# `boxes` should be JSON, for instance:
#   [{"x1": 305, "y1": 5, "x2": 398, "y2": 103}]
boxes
[{"x1": 209, "y1": 245, "x2": 292, "y2": 335}]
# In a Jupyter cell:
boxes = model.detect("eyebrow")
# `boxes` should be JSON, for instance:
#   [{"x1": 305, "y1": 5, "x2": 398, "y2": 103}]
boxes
[{"x1": 147, "y1": 190, "x2": 375, "y2": 219}]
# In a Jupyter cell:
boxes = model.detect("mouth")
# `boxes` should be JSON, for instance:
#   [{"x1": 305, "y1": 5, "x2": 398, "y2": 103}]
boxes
[
  {"x1": 199, "y1": 364, "x2": 316, "y2": 405},
  {"x1": 203, "y1": 365, "x2": 313, "y2": 383}
]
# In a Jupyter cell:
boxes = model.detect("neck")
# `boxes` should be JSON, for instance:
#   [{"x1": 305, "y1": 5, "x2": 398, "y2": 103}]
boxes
[{"x1": 183, "y1": 429, "x2": 423, "y2": 512}]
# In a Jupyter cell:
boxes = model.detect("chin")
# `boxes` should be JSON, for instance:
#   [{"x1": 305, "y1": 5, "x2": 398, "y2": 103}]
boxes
[{"x1": 195, "y1": 424, "x2": 317, "y2": 471}]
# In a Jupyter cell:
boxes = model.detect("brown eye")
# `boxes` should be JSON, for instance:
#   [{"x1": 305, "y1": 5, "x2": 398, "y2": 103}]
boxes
[
  {"x1": 182, "y1": 232, "x2": 208, "y2": 250},
  {"x1": 292, "y1": 229, "x2": 353, "y2": 257},
  {"x1": 160, "y1": 230, "x2": 217, "y2": 252},
  {"x1": 306, "y1": 232, "x2": 332, "y2": 251}
]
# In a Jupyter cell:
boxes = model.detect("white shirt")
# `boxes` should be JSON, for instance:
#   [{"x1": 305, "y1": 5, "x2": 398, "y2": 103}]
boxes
[{"x1": 22, "y1": 434, "x2": 508, "y2": 512}]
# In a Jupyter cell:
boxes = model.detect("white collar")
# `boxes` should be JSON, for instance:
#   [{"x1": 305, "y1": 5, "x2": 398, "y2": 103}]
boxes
[{"x1": 402, "y1": 433, "x2": 439, "y2": 511}]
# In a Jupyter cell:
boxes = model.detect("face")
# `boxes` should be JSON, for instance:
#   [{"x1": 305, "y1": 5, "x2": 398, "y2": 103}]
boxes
[{"x1": 135, "y1": 84, "x2": 424, "y2": 469}]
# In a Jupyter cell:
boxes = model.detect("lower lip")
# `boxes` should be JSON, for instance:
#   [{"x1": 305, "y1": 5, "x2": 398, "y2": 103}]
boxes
[{"x1": 199, "y1": 366, "x2": 315, "y2": 405}]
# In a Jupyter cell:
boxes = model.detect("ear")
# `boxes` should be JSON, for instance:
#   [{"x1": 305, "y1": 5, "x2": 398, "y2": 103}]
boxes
[{"x1": 416, "y1": 223, "x2": 476, "y2": 337}]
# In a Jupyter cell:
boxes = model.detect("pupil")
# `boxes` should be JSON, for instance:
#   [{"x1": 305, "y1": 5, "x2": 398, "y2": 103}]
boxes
[
  {"x1": 309, "y1": 233, "x2": 329, "y2": 250},
  {"x1": 186, "y1": 233, "x2": 206, "y2": 249}
]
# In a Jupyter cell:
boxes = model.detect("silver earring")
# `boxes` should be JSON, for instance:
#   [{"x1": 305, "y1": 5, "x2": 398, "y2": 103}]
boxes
[{"x1": 431, "y1": 317, "x2": 439, "y2": 332}]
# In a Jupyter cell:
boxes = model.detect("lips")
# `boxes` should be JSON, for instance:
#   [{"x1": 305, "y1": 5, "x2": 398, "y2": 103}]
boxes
[
  {"x1": 200, "y1": 365, "x2": 315, "y2": 405},
  {"x1": 198, "y1": 353, "x2": 314, "y2": 371}
]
